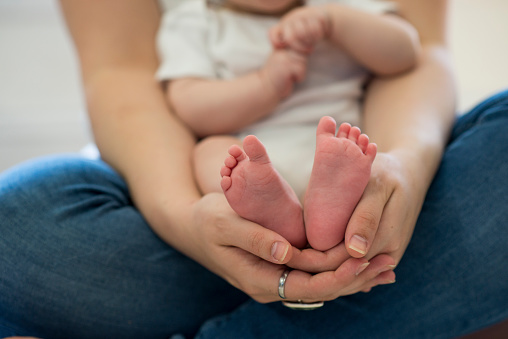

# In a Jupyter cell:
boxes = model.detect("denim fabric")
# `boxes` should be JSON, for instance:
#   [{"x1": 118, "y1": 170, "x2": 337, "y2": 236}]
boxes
[
  {"x1": 195, "y1": 90, "x2": 508, "y2": 338},
  {"x1": 0, "y1": 157, "x2": 247, "y2": 338},
  {"x1": 1, "y1": 90, "x2": 507, "y2": 339}
]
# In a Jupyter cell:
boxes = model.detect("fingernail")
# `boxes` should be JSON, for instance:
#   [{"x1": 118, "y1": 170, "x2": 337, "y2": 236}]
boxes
[
  {"x1": 271, "y1": 241, "x2": 289, "y2": 262},
  {"x1": 356, "y1": 262, "x2": 370, "y2": 276},
  {"x1": 378, "y1": 265, "x2": 397, "y2": 274},
  {"x1": 349, "y1": 235, "x2": 368, "y2": 255}
]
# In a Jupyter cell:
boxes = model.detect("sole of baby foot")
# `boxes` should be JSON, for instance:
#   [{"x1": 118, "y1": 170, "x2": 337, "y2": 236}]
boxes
[
  {"x1": 304, "y1": 117, "x2": 377, "y2": 251},
  {"x1": 221, "y1": 135, "x2": 307, "y2": 248}
]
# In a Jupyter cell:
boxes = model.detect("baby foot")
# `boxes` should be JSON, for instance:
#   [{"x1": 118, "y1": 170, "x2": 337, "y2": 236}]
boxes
[
  {"x1": 221, "y1": 135, "x2": 306, "y2": 248},
  {"x1": 304, "y1": 117, "x2": 377, "y2": 251}
]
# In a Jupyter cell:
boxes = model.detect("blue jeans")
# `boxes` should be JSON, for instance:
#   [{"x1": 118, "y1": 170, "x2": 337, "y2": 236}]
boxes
[{"x1": 1, "y1": 91, "x2": 508, "y2": 339}]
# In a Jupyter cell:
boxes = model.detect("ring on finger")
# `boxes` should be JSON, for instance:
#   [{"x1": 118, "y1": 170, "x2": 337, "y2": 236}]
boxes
[
  {"x1": 278, "y1": 268, "x2": 324, "y2": 310},
  {"x1": 278, "y1": 268, "x2": 291, "y2": 299}
]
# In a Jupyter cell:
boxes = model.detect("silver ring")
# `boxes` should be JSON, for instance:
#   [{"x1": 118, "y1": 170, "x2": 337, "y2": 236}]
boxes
[
  {"x1": 278, "y1": 269, "x2": 291, "y2": 299},
  {"x1": 282, "y1": 300, "x2": 325, "y2": 310}
]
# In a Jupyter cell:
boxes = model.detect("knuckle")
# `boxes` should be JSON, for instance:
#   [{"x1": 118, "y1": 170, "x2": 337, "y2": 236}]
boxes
[
  {"x1": 239, "y1": 283, "x2": 268, "y2": 303},
  {"x1": 225, "y1": 275, "x2": 241, "y2": 291},
  {"x1": 385, "y1": 241, "x2": 401, "y2": 254},
  {"x1": 248, "y1": 230, "x2": 265, "y2": 253},
  {"x1": 251, "y1": 296, "x2": 268, "y2": 304},
  {"x1": 354, "y1": 210, "x2": 379, "y2": 233},
  {"x1": 210, "y1": 211, "x2": 228, "y2": 230},
  {"x1": 204, "y1": 211, "x2": 232, "y2": 240},
  {"x1": 295, "y1": 28, "x2": 307, "y2": 40},
  {"x1": 239, "y1": 282, "x2": 254, "y2": 296}
]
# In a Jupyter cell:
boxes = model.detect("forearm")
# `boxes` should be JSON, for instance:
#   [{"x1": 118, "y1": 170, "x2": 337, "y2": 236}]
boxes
[
  {"x1": 326, "y1": 4, "x2": 420, "y2": 75},
  {"x1": 85, "y1": 67, "x2": 201, "y2": 244},
  {"x1": 363, "y1": 44, "x2": 456, "y2": 190},
  {"x1": 60, "y1": 0, "x2": 200, "y2": 250},
  {"x1": 169, "y1": 73, "x2": 280, "y2": 137}
]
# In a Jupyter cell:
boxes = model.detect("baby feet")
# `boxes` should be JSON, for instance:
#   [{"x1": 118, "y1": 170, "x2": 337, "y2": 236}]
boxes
[
  {"x1": 221, "y1": 135, "x2": 307, "y2": 248},
  {"x1": 304, "y1": 117, "x2": 377, "y2": 251},
  {"x1": 220, "y1": 118, "x2": 376, "y2": 251}
]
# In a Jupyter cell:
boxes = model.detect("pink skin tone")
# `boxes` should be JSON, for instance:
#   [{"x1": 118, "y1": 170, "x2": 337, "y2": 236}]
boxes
[
  {"x1": 220, "y1": 136, "x2": 307, "y2": 249},
  {"x1": 215, "y1": 1, "x2": 387, "y2": 250},
  {"x1": 221, "y1": 116, "x2": 377, "y2": 250},
  {"x1": 304, "y1": 117, "x2": 377, "y2": 251},
  {"x1": 269, "y1": 5, "x2": 330, "y2": 55}
]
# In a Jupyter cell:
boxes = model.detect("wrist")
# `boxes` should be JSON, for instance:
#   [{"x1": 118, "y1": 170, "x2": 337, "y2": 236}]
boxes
[
  {"x1": 257, "y1": 68, "x2": 288, "y2": 101},
  {"x1": 130, "y1": 175, "x2": 201, "y2": 245},
  {"x1": 382, "y1": 148, "x2": 438, "y2": 196}
]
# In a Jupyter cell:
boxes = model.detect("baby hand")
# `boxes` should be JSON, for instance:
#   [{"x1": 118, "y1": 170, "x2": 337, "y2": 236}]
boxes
[
  {"x1": 260, "y1": 48, "x2": 307, "y2": 99},
  {"x1": 269, "y1": 6, "x2": 331, "y2": 55}
]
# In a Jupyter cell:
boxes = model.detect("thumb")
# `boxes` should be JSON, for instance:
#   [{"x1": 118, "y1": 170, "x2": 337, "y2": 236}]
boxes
[
  {"x1": 345, "y1": 193, "x2": 383, "y2": 258},
  {"x1": 230, "y1": 218, "x2": 293, "y2": 264}
]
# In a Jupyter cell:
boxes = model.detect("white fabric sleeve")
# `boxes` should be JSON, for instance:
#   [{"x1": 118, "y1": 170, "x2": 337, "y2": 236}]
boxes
[
  {"x1": 341, "y1": 0, "x2": 397, "y2": 14},
  {"x1": 156, "y1": 1, "x2": 216, "y2": 81},
  {"x1": 307, "y1": 0, "x2": 397, "y2": 14}
]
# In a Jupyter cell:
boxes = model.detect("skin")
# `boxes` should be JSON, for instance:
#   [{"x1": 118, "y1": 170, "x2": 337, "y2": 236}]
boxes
[
  {"x1": 168, "y1": 48, "x2": 307, "y2": 137},
  {"x1": 170, "y1": 2, "x2": 419, "y2": 138},
  {"x1": 223, "y1": 0, "x2": 302, "y2": 16},
  {"x1": 9, "y1": 2, "x2": 504, "y2": 338},
  {"x1": 58, "y1": 0, "x2": 453, "y2": 306},
  {"x1": 288, "y1": 0, "x2": 456, "y2": 292},
  {"x1": 345, "y1": 0, "x2": 456, "y2": 264},
  {"x1": 176, "y1": 0, "x2": 421, "y2": 254},
  {"x1": 269, "y1": 3, "x2": 420, "y2": 75}
]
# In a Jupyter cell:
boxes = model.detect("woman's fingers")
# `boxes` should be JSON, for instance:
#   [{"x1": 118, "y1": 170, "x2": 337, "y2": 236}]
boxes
[
  {"x1": 195, "y1": 194, "x2": 400, "y2": 304},
  {"x1": 342, "y1": 254, "x2": 396, "y2": 295},
  {"x1": 283, "y1": 257, "x2": 368, "y2": 302},
  {"x1": 223, "y1": 248, "x2": 367, "y2": 304},
  {"x1": 359, "y1": 270, "x2": 397, "y2": 294},
  {"x1": 283, "y1": 253, "x2": 395, "y2": 302},
  {"x1": 345, "y1": 172, "x2": 392, "y2": 258},
  {"x1": 224, "y1": 224, "x2": 395, "y2": 303},
  {"x1": 287, "y1": 242, "x2": 351, "y2": 273},
  {"x1": 223, "y1": 238, "x2": 389, "y2": 303},
  {"x1": 218, "y1": 213, "x2": 294, "y2": 265},
  {"x1": 197, "y1": 193, "x2": 293, "y2": 265}
]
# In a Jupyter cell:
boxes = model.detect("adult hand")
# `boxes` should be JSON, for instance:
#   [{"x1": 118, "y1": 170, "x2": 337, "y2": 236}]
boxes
[
  {"x1": 342, "y1": 151, "x2": 426, "y2": 290},
  {"x1": 186, "y1": 193, "x2": 393, "y2": 303},
  {"x1": 286, "y1": 151, "x2": 420, "y2": 295},
  {"x1": 287, "y1": 241, "x2": 397, "y2": 297}
]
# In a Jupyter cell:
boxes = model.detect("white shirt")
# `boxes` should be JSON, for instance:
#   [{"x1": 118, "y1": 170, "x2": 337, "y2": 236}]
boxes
[{"x1": 156, "y1": 0, "x2": 394, "y2": 195}]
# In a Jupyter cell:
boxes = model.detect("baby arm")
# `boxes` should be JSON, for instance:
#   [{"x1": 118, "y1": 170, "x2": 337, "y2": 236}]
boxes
[
  {"x1": 167, "y1": 48, "x2": 307, "y2": 138},
  {"x1": 270, "y1": 4, "x2": 420, "y2": 76}
]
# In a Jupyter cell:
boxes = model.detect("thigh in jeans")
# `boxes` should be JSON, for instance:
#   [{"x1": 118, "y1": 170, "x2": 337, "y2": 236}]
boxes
[
  {"x1": 0, "y1": 155, "x2": 247, "y2": 339},
  {"x1": 192, "y1": 91, "x2": 508, "y2": 339}
]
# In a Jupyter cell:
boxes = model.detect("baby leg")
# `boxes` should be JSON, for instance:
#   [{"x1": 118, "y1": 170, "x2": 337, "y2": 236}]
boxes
[{"x1": 194, "y1": 135, "x2": 241, "y2": 194}]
